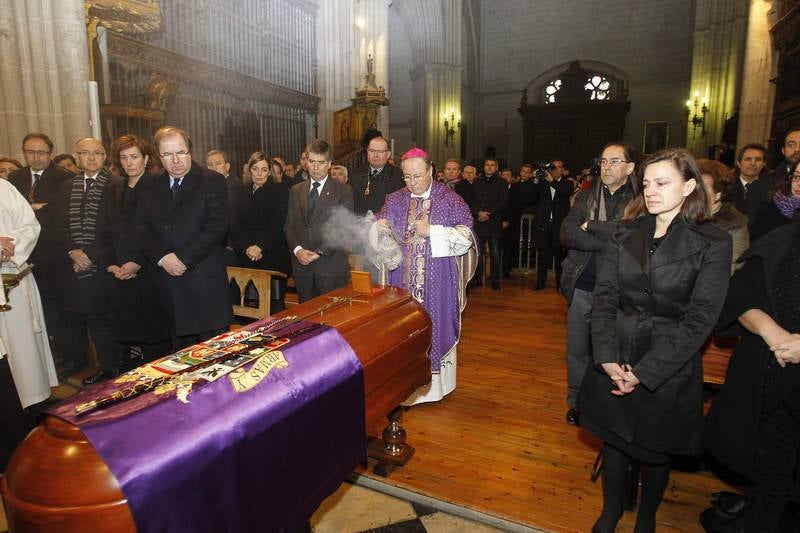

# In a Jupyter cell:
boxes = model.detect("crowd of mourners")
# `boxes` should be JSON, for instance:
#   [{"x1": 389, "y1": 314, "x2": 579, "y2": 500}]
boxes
[{"x1": 1, "y1": 123, "x2": 799, "y2": 532}]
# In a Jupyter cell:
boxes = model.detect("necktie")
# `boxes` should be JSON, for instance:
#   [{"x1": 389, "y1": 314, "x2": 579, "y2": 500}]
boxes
[
  {"x1": 307, "y1": 181, "x2": 320, "y2": 220},
  {"x1": 370, "y1": 168, "x2": 379, "y2": 178},
  {"x1": 29, "y1": 173, "x2": 41, "y2": 202},
  {"x1": 743, "y1": 182, "x2": 750, "y2": 198},
  {"x1": 84, "y1": 177, "x2": 95, "y2": 193},
  {"x1": 171, "y1": 177, "x2": 182, "y2": 199}
]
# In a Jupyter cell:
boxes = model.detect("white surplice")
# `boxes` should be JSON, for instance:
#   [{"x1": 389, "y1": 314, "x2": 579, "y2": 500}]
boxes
[
  {"x1": 401, "y1": 223, "x2": 473, "y2": 406},
  {"x1": 0, "y1": 179, "x2": 57, "y2": 408}
]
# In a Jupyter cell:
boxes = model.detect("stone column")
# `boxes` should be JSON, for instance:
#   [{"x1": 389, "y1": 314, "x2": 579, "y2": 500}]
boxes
[
  {"x1": 737, "y1": 0, "x2": 778, "y2": 146},
  {"x1": 0, "y1": 0, "x2": 91, "y2": 158},
  {"x1": 395, "y1": 0, "x2": 463, "y2": 166},
  {"x1": 685, "y1": 0, "x2": 749, "y2": 156}
]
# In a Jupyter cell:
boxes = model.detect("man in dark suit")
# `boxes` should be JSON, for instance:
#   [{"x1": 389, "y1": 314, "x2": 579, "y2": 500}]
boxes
[
  {"x1": 206, "y1": 149, "x2": 243, "y2": 266},
  {"x1": 727, "y1": 143, "x2": 771, "y2": 226},
  {"x1": 284, "y1": 139, "x2": 354, "y2": 302},
  {"x1": 349, "y1": 135, "x2": 404, "y2": 216},
  {"x1": 531, "y1": 159, "x2": 573, "y2": 290},
  {"x1": 136, "y1": 126, "x2": 232, "y2": 350},
  {"x1": 772, "y1": 127, "x2": 800, "y2": 185},
  {"x1": 56, "y1": 138, "x2": 123, "y2": 384},
  {"x1": 9, "y1": 132, "x2": 74, "y2": 374},
  {"x1": 471, "y1": 158, "x2": 508, "y2": 290}
]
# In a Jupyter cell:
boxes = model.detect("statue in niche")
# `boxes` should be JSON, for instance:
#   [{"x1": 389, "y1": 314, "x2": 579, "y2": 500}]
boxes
[{"x1": 145, "y1": 75, "x2": 176, "y2": 111}]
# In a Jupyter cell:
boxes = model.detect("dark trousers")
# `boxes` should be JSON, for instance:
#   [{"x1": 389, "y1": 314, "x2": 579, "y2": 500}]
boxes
[
  {"x1": 173, "y1": 327, "x2": 228, "y2": 352},
  {"x1": 535, "y1": 246, "x2": 563, "y2": 288},
  {"x1": 566, "y1": 288, "x2": 593, "y2": 407},
  {"x1": 475, "y1": 236, "x2": 502, "y2": 284},
  {"x1": 0, "y1": 358, "x2": 29, "y2": 471},
  {"x1": 746, "y1": 402, "x2": 800, "y2": 532},
  {"x1": 294, "y1": 274, "x2": 349, "y2": 303},
  {"x1": 62, "y1": 311, "x2": 123, "y2": 372},
  {"x1": 502, "y1": 224, "x2": 519, "y2": 276}
]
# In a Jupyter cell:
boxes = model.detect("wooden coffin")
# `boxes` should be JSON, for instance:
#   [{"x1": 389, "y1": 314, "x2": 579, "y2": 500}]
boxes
[{"x1": 1, "y1": 286, "x2": 432, "y2": 532}]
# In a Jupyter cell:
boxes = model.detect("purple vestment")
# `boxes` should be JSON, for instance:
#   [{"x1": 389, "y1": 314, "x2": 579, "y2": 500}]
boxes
[{"x1": 377, "y1": 180, "x2": 476, "y2": 372}]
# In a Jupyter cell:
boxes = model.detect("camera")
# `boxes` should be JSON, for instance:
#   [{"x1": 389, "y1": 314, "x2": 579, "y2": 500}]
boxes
[
  {"x1": 532, "y1": 161, "x2": 553, "y2": 180},
  {"x1": 588, "y1": 157, "x2": 601, "y2": 177}
]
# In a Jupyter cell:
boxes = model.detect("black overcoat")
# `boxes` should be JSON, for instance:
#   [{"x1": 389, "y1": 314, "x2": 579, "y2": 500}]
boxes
[
  {"x1": 231, "y1": 181, "x2": 291, "y2": 275},
  {"x1": 56, "y1": 171, "x2": 120, "y2": 314},
  {"x1": 9, "y1": 163, "x2": 73, "y2": 297},
  {"x1": 704, "y1": 222, "x2": 800, "y2": 492},
  {"x1": 471, "y1": 174, "x2": 508, "y2": 238},
  {"x1": 135, "y1": 162, "x2": 232, "y2": 337},
  {"x1": 579, "y1": 216, "x2": 732, "y2": 456},
  {"x1": 101, "y1": 176, "x2": 169, "y2": 343}
]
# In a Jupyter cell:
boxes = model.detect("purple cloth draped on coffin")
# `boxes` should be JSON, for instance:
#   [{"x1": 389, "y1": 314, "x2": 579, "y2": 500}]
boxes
[
  {"x1": 377, "y1": 180, "x2": 475, "y2": 372},
  {"x1": 49, "y1": 320, "x2": 365, "y2": 533}
]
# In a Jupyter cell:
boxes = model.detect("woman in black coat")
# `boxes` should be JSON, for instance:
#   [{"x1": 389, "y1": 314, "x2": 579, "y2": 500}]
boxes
[
  {"x1": 578, "y1": 148, "x2": 732, "y2": 532},
  {"x1": 231, "y1": 152, "x2": 291, "y2": 311},
  {"x1": 750, "y1": 159, "x2": 800, "y2": 242},
  {"x1": 704, "y1": 221, "x2": 800, "y2": 532},
  {"x1": 99, "y1": 135, "x2": 170, "y2": 378}
]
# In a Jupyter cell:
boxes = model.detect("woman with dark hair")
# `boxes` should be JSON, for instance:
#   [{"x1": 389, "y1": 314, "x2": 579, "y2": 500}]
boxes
[
  {"x1": 750, "y1": 159, "x2": 800, "y2": 242},
  {"x1": 90, "y1": 134, "x2": 169, "y2": 383},
  {"x1": 697, "y1": 158, "x2": 749, "y2": 272},
  {"x1": 578, "y1": 148, "x2": 732, "y2": 532},
  {"x1": 704, "y1": 219, "x2": 800, "y2": 532},
  {"x1": 231, "y1": 151, "x2": 291, "y2": 312}
]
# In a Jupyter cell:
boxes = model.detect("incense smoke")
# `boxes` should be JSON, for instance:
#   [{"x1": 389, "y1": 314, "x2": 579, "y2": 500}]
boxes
[{"x1": 321, "y1": 206, "x2": 401, "y2": 268}]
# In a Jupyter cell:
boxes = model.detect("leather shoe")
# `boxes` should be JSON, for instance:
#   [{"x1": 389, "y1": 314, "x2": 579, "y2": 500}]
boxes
[
  {"x1": 566, "y1": 407, "x2": 580, "y2": 426},
  {"x1": 82, "y1": 368, "x2": 118, "y2": 386},
  {"x1": 491, "y1": 281, "x2": 500, "y2": 291}
]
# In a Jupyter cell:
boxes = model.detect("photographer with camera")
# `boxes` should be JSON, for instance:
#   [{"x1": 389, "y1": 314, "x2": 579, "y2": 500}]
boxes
[
  {"x1": 531, "y1": 159, "x2": 573, "y2": 291},
  {"x1": 559, "y1": 142, "x2": 638, "y2": 425}
]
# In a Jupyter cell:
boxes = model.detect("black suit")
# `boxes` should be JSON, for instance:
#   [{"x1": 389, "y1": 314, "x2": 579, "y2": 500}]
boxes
[
  {"x1": 531, "y1": 178, "x2": 573, "y2": 288},
  {"x1": 136, "y1": 162, "x2": 233, "y2": 346},
  {"x1": 349, "y1": 164, "x2": 405, "y2": 216},
  {"x1": 446, "y1": 178, "x2": 473, "y2": 210},
  {"x1": 102, "y1": 176, "x2": 170, "y2": 359},
  {"x1": 9, "y1": 163, "x2": 73, "y2": 298},
  {"x1": 726, "y1": 172, "x2": 774, "y2": 228},
  {"x1": 284, "y1": 177, "x2": 354, "y2": 302},
  {"x1": 57, "y1": 171, "x2": 123, "y2": 372},
  {"x1": 472, "y1": 174, "x2": 509, "y2": 285}
]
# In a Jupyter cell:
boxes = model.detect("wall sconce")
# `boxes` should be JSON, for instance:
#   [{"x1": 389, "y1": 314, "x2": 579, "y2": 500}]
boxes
[
  {"x1": 443, "y1": 109, "x2": 462, "y2": 146},
  {"x1": 686, "y1": 91, "x2": 708, "y2": 138}
]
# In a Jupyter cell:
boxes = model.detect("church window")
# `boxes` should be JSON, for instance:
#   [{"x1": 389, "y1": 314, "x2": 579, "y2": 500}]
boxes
[
  {"x1": 544, "y1": 79, "x2": 562, "y2": 104},
  {"x1": 584, "y1": 75, "x2": 611, "y2": 101}
]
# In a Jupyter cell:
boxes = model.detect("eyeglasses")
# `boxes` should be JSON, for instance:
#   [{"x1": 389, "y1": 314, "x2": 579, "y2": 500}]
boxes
[
  {"x1": 791, "y1": 172, "x2": 800, "y2": 182},
  {"x1": 403, "y1": 174, "x2": 427, "y2": 183},
  {"x1": 23, "y1": 150, "x2": 50, "y2": 157},
  {"x1": 599, "y1": 158, "x2": 628, "y2": 167},
  {"x1": 160, "y1": 151, "x2": 189, "y2": 160},
  {"x1": 76, "y1": 150, "x2": 106, "y2": 158}
]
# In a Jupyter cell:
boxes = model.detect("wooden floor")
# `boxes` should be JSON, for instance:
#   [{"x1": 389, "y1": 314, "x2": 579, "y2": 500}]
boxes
[{"x1": 359, "y1": 275, "x2": 734, "y2": 532}]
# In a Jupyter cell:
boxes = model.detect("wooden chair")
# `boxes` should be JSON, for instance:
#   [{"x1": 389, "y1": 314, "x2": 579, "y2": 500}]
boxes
[{"x1": 226, "y1": 266, "x2": 287, "y2": 320}]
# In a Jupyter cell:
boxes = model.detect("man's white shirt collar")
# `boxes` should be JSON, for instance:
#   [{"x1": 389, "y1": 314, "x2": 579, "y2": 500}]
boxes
[
  {"x1": 411, "y1": 183, "x2": 432, "y2": 199},
  {"x1": 310, "y1": 175, "x2": 328, "y2": 192}
]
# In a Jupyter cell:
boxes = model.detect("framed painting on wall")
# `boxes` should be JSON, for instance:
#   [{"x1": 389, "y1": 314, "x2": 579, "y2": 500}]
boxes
[{"x1": 642, "y1": 121, "x2": 669, "y2": 154}]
